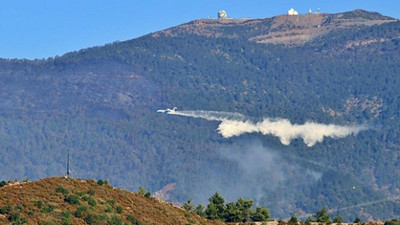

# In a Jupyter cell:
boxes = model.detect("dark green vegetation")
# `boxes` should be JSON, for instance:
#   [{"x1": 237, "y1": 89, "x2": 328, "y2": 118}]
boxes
[
  {"x1": 1, "y1": 9, "x2": 400, "y2": 221},
  {"x1": 0, "y1": 177, "x2": 220, "y2": 225},
  {"x1": 385, "y1": 219, "x2": 400, "y2": 225},
  {"x1": 306, "y1": 207, "x2": 334, "y2": 223},
  {"x1": 186, "y1": 192, "x2": 270, "y2": 222},
  {"x1": 0, "y1": 180, "x2": 9, "y2": 188}
]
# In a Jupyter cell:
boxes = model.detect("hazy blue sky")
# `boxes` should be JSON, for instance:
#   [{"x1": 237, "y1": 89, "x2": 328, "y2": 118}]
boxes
[{"x1": 1, "y1": 0, "x2": 399, "y2": 59}]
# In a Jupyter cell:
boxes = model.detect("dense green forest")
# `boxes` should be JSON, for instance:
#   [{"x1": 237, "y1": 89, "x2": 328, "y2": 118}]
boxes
[{"x1": 0, "y1": 10, "x2": 399, "y2": 221}]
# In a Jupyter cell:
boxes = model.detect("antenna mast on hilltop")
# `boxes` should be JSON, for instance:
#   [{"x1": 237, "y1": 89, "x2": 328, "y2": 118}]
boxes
[{"x1": 66, "y1": 149, "x2": 70, "y2": 178}]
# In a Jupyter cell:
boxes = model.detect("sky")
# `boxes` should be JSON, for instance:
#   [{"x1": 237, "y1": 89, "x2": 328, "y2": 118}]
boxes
[{"x1": 1, "y1": 0, "x2": 399, "y2": 60}]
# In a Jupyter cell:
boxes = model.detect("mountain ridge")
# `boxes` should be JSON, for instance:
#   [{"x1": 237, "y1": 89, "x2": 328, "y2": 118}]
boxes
[{"x1": 151, "y1": 9, "x2": 397, "y2": 46}]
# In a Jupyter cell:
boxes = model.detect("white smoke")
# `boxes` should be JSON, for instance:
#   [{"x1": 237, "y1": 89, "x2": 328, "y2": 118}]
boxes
[
  {"x1": 218, "y1": 119, "x2": 367, "y2": 147},
  {"x1": 160, "y1": 109, "x2": 367, "y2": 147}
]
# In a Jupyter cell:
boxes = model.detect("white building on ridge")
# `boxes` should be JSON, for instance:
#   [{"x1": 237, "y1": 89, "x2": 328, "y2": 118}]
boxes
[
  {"x1": 218, "y1": 10, "x2": 227, "y2": 19},
  {"x1": 288, "y1": 8, "x2": 298, "y2": 16}
]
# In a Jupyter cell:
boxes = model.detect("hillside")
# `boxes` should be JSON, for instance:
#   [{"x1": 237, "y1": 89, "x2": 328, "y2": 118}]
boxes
[
  {"x1": 0, "y1": 177, "x2": 222, "y2": 225},
  {"x1": 1, "y1": 9, "x2": 400, "y2": 221}
]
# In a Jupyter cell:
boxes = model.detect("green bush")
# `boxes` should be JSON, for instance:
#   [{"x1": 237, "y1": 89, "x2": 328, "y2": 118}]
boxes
[
  {"x1": 137, "y1": 186, "x2": 146, "y2": 195},
  {"x1": 61, "y1": 210, "x2": 70, "y2": 218},
  {"x1": 97, "y1": 214, "x2": 108, "y2": 221},
  {"x1": 8, "y1": 211, "x2": 27, "y2": 224},
  {"x1": 9, "y1": 212, "x2": 21, "y2": 221},
  {"x1": 88, "y1": 197, "x2": 97, "y2": 207},
  {"x1": 14, "y1": 204, "x2": 24, "y2": 211},
  {"x1": 61, "y1": 210, "x2": 72, "y2": 225},
  {"x1": 56, "y1": 186, "x2": 69, "y2": 195},
  {"x1": 41, "y1": 204, "x2": 55, "y2": 213},
  {"x1": 105, "y1": 206, "x2": 113, "y2": 213},
  {"x1": 82, "y1": 195, "x2": 89, "y2": 201},
  {"x1": 84, "y1": 214, "x2": 98, "y2": 224},
  {"x1": 74, "y1": 206, "x2": 88, "y2": 218},
  {"x1": 10, "y1": 214, "x2": 27, "y2": 225},
  {"x1": 14, "y1": 217, "x2": 27, "y2": 225},
  {"x1": 65, "y1": 195, "x2": 80, "y2": 205},
  {"x1": 33, "y1": 200, "x2": 43, "y2": 209},
  {"x1": 75, "y1": 190, "x2": 86, "y2": 196},
  {"x1": 88, "y1": 189, "x2": 95, "y2": 196},
  {"x1": 116, "y1": 205, "x2": 123, "y2": 214},
  {"x1": 0, "y1": 180, "x2": 7, "y2": 187},
  {"x1": 0, "y1": 204, "x2": 12, "y2": 214},
  {"x1": 108, "y1": 215, "x2": 123, "y2": 225},
  {"x1": 127, "y1": 214, "x2": 137, "y2": 224},
  {"x1": 76, "y1": 204, "x2": 87, "y2": 210},
  {"x1": 74, "y1": 210, "x2": 84, "y2": 218},
  {"x1": 97, "y1": 179, "x2": 104, "y2": 185},
  {"x1": 107, "y1": 199, "x2": 116, "y2": 206}
]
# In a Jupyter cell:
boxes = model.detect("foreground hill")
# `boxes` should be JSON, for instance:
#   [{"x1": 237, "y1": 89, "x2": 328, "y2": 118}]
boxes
[
  {"x1": 1, "y1": 9, "x2": 400, "y2": 220},
  {"x1": 0, "y1": 177, "x2": 222, "y2": 225}
]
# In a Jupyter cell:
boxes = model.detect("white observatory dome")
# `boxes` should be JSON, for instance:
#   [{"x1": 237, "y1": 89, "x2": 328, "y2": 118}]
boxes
[
  {"x1": 218, "y1": 10, "x2": 227, "y2": 19},
  {"x1": 288, "y1": 8, "x2": 299, "y2": 16}
]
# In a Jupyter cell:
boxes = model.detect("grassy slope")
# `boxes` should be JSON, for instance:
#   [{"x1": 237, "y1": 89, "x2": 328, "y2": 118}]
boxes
[{"x1": 0, "y1": 177, "x2": 222, "y2": 225}]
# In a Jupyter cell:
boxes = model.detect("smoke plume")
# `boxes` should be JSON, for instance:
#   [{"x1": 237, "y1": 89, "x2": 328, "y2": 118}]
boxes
[
  {"x1": 190, "y1": 140, "x2": 323, "y2": 209},
  {"x1": 160, "y1": 109, "x2": 367, "y2": 147}
]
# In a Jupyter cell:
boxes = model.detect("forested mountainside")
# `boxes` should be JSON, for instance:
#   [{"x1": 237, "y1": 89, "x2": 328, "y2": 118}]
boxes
[{"x1": 1, "y1": 9, "x2": 400, "y2": 220}]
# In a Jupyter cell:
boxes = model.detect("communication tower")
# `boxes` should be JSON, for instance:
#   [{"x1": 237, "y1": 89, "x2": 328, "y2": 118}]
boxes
[{"x1": 65, "y1": 149, "x2": 70, "y2": 178}]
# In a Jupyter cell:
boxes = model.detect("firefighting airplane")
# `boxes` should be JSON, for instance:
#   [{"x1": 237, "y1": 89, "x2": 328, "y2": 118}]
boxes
[{"x1": 157, "y1": 107, "x2": 177, "y2": 114}]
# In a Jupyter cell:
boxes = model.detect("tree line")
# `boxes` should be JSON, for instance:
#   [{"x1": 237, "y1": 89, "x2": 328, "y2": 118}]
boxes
[{"x1": 183, "y1": 192, "x2": 270, "y2": 222}]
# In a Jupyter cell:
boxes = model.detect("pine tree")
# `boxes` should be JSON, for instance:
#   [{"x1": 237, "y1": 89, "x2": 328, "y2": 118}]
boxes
[
  {"x1": 252, "y1": 206, "x2": 270, "y2": 222},
  {"x1": 225, "y1": 202, "x2": 243, "y2": 222},
  {"x1": 195, "y1": 204, "x2": 206, "y2": 217},
  {"x1": 206, "y1": 192, "x2": 225, "y2": 220},
  {"x1": 333, "y1": 215, "x2": 344, "y2": 224},
  {"x1": 183, "y1": 198, "x2": 194, "y2": 211},
  {"x1": 316, "y1": 207, "x2": 331, "y2": 223},
  {"x1": 289, "y1": 213, "x2": 298, "y2": 224},
  {"x1": 235, "y1": 197, "x2": 254, "y2": 222}
]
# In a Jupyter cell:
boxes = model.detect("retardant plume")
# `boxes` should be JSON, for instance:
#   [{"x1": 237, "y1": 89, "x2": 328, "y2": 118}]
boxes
[{"x1": 158, "y1": 109, "x2": 368, "y2": 147}]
